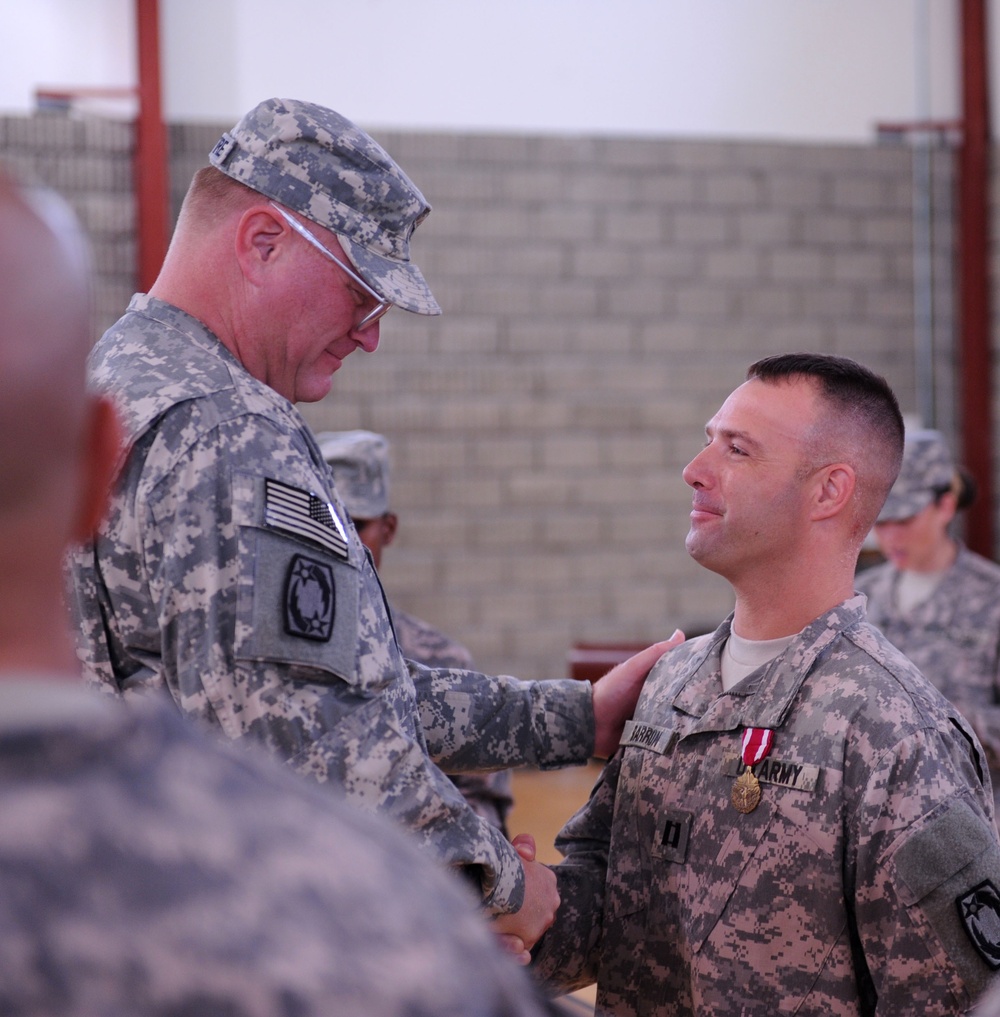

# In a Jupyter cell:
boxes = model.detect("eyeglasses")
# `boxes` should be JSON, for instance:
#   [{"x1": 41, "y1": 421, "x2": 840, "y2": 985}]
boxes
[{"x1": 269, "y1": 202, "x2": 392, "y2": 332}]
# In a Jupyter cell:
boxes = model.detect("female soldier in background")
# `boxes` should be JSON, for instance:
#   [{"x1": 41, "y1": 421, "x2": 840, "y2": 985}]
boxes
[{"x1": 856, "y1": 428, "x2": 1000, "y2": 811}]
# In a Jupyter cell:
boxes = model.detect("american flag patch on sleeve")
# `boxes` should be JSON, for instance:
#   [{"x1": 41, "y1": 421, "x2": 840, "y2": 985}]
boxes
[{"x1": 264, "y1": 479, "x2": 349, "y2": 559}]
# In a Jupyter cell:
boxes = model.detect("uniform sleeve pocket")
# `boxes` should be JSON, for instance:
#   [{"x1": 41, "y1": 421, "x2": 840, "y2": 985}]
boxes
[
  {"x1": 234, "y1": 523, "x2": 360, "y2": 683},
  {"x1": 892, "y1": 795, "x2": 1000, "y2": 995},
  {"x1": 894, "y1": 798, "x2": 995, "y2": 905}
]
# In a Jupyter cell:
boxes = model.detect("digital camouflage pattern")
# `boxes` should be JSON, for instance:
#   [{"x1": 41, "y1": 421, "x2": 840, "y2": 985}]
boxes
[
  {"x1": 877, "y1": 429, "x2": 956, "y2": 523},
  {"x1": 208, "y1": 97, "x2": 440, "y2": 316},
  {"x1": 393, "y1": 605, "x2": 516, "y2": 835},
  {"x1": 856, "y1": 545, "x2": 1000, "y2": 812},
  {"x1": 316, "y1": 429, "x2": 392, "y2": 520},
  {"x1": 0, "y1": 679, "x2": 552, "y2": 1017},
  {"x1": 66, "y1": 295, "x2": 595, "y2": 915},
  {"x1": 532, "y1": 596, "x2": 1000, "y2": 1016},
  {"x1": 393, "y1": 605, "x2": 476, "y2": 672},
  {"x1": 316, "y1": 426, "x2": 516, "y2": 833}
]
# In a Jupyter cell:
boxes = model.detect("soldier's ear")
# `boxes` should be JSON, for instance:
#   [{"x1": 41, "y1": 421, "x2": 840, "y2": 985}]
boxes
[
  {"x1": 935, "y1": 489, "x2": 959, "y2": 526},
  {"x1": 235, "y1": 206, "x2": 286, "y2": 280},
  {"x1": 381, "y1": 512, "x2": 398, "y2": 547},
  {"x1": 811, "y1": 463, "x2": 855, "y2": 522}
]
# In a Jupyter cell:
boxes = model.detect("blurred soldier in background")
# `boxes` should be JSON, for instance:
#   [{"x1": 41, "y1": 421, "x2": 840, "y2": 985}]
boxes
[{"x1": 856, "y1": 428, "x2": 1000, "y2": 814}]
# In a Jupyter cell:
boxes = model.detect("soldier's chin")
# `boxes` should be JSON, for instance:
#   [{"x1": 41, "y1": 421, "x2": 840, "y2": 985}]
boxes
[
  {"x1": 685, "y1": 531, "x2": 711, "y2": 564},
  {"x1": 295, "y1": 370, "x2": 337, "y2": 404},
  {"x1": 685, "y1": 533, "x2": 729, "y2": 576}
]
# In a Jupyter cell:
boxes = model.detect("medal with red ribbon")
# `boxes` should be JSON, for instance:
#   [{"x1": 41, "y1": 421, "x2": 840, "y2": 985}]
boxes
[{"x1": 731, "y1": 727, "x2": 774, "y2": 814}]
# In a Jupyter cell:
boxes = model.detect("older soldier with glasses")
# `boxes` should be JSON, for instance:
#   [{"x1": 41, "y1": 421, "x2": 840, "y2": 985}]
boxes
[
  {"x1": 0, "y1": 165, "x2": 565, "y2": 1017},
  {"x1": 66, "y1": 97, "x2": 680, "y2": 958}
]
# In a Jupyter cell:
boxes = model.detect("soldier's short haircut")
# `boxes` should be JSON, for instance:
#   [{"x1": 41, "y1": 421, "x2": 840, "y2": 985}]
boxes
[
  {"x1": 746, "y1": 352, "x2": 905, "y2": 536},
  {"x1": 176, "y1": 166, "x2": 261, "y2": 234}
]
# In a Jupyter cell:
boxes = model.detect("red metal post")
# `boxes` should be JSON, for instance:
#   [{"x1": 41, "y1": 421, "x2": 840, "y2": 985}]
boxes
[
  {"x1": 134, "y1": 0, "x2": 169, "y2": 291},
  {"x1": 957, "y1": 0, "x2": 994, "y2": 556}
]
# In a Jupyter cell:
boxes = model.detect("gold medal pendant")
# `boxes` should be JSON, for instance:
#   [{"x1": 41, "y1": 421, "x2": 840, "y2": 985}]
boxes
[{"x1": 731, "y1": 765, "x2": 762, "y2": 814}]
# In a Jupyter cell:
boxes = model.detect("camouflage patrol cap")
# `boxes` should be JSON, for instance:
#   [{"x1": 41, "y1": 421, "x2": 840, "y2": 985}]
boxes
[
  {"x1": 208, "y1": 97, "x2": 441, "y2": 316},
  {"x1": 877, "y1": 429, "x2": 956, "y2": 522},
  {"x1": 317, "y1": 430, "x2": 391, "y2": 519}
]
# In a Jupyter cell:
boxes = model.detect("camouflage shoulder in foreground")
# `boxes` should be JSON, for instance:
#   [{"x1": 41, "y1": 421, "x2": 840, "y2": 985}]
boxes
[{"x1": 0, "y1": 680, "x2": 550, "y2": 1017}]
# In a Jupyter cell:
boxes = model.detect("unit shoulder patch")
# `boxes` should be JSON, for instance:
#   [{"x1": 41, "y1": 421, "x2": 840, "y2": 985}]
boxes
[
  {"x1": 284, "y1": 554, "x2": 335, "y2": 642},
  {"x1": 957, "y1": 879, "x2": 1000, "y2": 969}
]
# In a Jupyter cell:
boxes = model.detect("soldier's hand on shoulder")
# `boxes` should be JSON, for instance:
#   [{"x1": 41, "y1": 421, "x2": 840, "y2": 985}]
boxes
[{"x1": 591, "y1": 630, "x2": 685, "y2": 759}]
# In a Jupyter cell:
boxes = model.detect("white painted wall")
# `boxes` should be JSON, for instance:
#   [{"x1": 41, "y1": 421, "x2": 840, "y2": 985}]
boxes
[
  {"x1": 0, "y1": 0, "x2": 981, "y2": 142},
  {"x1": 1, "y1": 0, "x2": 136, "y2": 113}
]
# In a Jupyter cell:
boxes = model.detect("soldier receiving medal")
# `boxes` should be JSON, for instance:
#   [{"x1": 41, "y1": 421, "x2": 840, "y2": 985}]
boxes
[{"x1": 531, "y1": 353, "x2": 1000, "y2": 1016}]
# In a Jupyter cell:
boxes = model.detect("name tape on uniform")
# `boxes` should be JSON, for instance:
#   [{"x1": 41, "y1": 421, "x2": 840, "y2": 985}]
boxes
[
  {"x1": 622, "y1": 722, "x2": 819, "y2": 794},
  {"x1": 722, "y1": 753, "x2": 821, "y2": 793},
  {"x1": 622, "y1": 720, "x2": 675, "y2": 755}
]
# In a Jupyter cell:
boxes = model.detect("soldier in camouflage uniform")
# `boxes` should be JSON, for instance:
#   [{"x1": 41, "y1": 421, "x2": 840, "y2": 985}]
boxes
[
  {"x1": 319, "y1": 428, "x2": 515, "y2": 833},
  {"x1": 0, "y1": 168, "x2": 556, "y2": 1016},
  {"x1": 65, "y1": 98, "x2": 677, "y2": 952},
  {"x1": 0, "y1": 690, "x2": 560, "y2": 1017},
  {"x1": 532, "y1": 354, "x2": 1000, "y2": 1015},
  {"x1": 855, "y1": 429, "x2": 1000, "y2": 813}
]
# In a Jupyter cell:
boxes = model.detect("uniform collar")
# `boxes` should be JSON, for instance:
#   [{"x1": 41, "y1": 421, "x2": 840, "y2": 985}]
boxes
[{"x1": 671, "y1": 595, "x2": 868, "y2": 733}]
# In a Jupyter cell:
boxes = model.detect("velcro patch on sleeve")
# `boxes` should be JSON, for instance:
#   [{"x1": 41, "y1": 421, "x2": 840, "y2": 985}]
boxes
[{"x1": 893, "y1": 796, "x2": 1000, "y2": 988}]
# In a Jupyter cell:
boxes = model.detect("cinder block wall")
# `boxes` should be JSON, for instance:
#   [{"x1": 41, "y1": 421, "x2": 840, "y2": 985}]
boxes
[
  {"x1": 294, "y1": 129, "x2": 954, "y2": 680},
  {"x1": 0, "y1": 114, "x2": 135, "y2": 338},
  {"x1": 2, "y1": 113, "x2": 967, "y2": 681}
]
